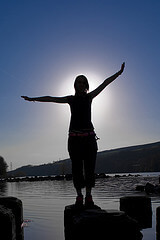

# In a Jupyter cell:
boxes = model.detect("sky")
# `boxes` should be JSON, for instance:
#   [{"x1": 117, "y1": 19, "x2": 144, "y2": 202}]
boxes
[{"x1": 0, "y1": 0, "x2": 160, "y2": 170}]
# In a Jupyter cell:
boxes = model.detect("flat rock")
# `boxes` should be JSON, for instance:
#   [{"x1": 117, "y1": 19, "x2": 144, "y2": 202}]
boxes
[{"x1": 64, "y1": 204, "x2": 143, "y2": 240}]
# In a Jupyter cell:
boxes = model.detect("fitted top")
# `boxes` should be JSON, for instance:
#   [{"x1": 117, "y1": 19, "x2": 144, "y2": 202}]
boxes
[{"x1": 67, "y1": 94, "x2": 94, "y2": 132}]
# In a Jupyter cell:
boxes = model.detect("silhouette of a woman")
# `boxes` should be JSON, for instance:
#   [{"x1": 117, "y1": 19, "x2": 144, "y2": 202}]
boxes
[{"x1": 22, "y1": 62, "x2": 125, "y2": 207}]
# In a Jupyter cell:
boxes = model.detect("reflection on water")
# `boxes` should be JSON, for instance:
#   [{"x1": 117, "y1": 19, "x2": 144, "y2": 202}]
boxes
[
  {"x1": 0, "y1": 173, "x2": 160, "y2": 240},
  {"x1": 0, "y1": 182, "x2": 7, "y2": 195}
]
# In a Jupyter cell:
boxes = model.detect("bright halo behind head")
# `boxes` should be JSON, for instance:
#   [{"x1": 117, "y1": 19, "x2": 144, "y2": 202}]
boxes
[
  {"x1": 57, "y1": 70, "x2": 113, "y2": 127},
  {"x1": 58, "y1": 70, "x2": 101, "y2": 96}
]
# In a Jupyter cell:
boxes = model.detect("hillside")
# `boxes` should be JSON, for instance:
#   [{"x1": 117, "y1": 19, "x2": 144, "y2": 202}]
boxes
[
  {"x1": 96, "y1": 141, "x2": 160, "y2": 173},
  {"x1": 7, "y1": 141, "x2": 160, "y2": 177}
]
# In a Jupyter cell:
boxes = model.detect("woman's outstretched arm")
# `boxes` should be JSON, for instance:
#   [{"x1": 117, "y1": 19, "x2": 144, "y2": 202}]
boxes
[
  {"x1": 21, "y1": 95, "x2": 68, "y2": 103},
  {"x1": 89, "y1": 62, "x2": 125, "y2": 99}
]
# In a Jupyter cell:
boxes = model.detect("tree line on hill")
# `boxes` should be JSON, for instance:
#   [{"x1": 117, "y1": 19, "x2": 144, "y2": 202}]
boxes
[
  {"x1": 6, "y1": 141, "x2": 160, "y2": 178},
  {"x1": 0, "y1": 156, "x2": 8, "y2": 177}
]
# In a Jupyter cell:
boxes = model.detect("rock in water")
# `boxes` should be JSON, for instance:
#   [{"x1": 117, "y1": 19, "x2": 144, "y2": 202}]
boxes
[
  {"x1": 64, "y1": 204, "x2": 143, "y2": 240},
  {"x1": 120, "y1": 196, "x2": 152, "y2": 229}
]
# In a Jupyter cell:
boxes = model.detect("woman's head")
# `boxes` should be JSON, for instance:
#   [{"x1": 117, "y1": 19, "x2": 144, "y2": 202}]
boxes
[{"x1": 74, "y1": 75, "x2": 89, "y2": 94}]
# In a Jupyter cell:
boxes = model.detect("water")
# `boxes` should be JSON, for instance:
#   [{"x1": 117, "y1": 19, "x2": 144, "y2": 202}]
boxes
[{"x1": 0, "y1": 172, "x2": 160, "y2": 240}]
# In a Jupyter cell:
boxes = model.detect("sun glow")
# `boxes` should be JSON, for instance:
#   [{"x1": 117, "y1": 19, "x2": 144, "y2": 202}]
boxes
[
  {"x1": 55, "y1": 70, "x2": 113, "y2": 127},
  {"x1": 58, "y1": 71, "x2": 102, "y2": 96}
]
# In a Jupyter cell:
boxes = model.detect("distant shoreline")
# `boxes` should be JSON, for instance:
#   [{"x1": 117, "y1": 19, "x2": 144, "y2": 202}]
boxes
[{"x1": 2, "y1": 171, "x2": 160, "y2": 183}]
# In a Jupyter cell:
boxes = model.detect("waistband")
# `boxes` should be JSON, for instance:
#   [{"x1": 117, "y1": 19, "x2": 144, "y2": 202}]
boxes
[{"x1": 69, "y1": 131, "x2": 95, "y2": 137}]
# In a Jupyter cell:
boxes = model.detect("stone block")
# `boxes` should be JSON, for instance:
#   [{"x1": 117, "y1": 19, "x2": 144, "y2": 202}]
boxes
[
  {"x1": 64, "y1": 205, "x2": 143, "y2": 240},
  {"x1": 120, "y1": 196, "x2": 152, "y2": 229},
  {"x1": 0, "y1": 205, "x2": 16, "y2": 240},
  {"x1": 0, "y1": 197, "x2": 23, "y2": 240}
]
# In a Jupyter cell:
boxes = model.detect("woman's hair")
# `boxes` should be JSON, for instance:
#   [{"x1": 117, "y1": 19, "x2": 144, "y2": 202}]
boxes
[{"x1": 74, "y1": 75, "x2": 89, "y2": 92}]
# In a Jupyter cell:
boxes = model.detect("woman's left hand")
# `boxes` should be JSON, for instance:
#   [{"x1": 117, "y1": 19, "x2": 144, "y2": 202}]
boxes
[{"x1": 120, "y1": 62, "x2": 125, "y2": 74}]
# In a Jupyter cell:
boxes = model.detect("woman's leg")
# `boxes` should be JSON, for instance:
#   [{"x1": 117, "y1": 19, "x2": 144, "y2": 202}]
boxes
[
  {"x1": 84, "y1": 136, "x2": 97, "y2": 190},
  {"x1": 84, "y1": 136, "x2": 97, "y2": 206},
  {"x1": 68, "y1": 136, "x2": 85, "y2": 205},
  {"x1": 71, "y1": 150, "x2": 86, "y2": 194},
  {"x1": 86, "y1": 186, "x2": 92, "y2": 195},
  {"x1": 76, "y1": 188, "x2": 83, "y2": 196}
]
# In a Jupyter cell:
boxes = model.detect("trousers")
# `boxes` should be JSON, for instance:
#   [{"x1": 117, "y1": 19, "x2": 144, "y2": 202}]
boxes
[{"x1": 68, "y1": 135, "x2": 98, "y2": 189}]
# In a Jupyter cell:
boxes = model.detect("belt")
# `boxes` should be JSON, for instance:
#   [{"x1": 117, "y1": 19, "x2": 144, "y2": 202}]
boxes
[{"x1": 69, "y1": 131, "x2": 95, "y2": 137}]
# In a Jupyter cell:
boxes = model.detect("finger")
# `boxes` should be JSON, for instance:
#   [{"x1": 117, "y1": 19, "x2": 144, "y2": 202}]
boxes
[
  {"x1": 21, "y1": 96, "x2": 29, "y2": 101},
  {"x1": 121, "y1": 62, "x2": 125, "y2": 70}
]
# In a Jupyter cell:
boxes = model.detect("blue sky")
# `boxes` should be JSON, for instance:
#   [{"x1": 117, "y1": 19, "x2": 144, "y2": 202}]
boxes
[{"x1": 0, "y1": 0, "x2": 160, "y2": 170}]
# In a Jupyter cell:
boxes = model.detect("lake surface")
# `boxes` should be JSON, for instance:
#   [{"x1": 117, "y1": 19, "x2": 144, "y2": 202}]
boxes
[{"x1": 0, "y1": 172, "x2": 160, "y2": 240}]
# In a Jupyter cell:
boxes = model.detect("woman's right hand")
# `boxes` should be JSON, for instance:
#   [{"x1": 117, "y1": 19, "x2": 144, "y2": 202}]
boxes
[{"x1": 21, "y1": 96, "x2": 34, "y2": 101}]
